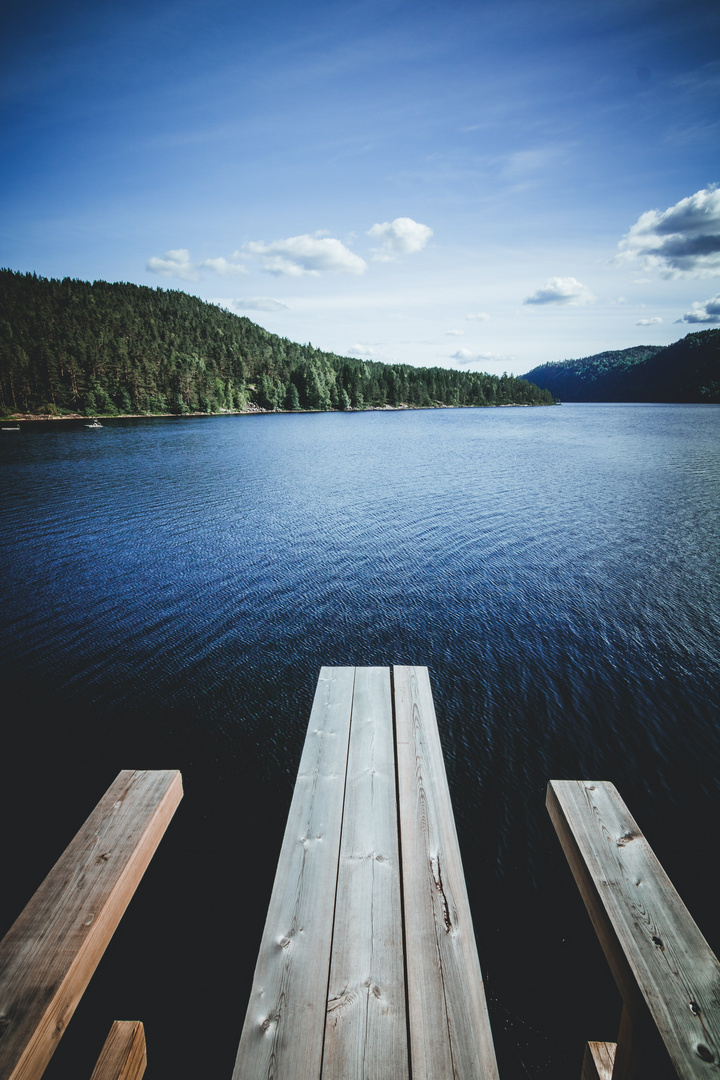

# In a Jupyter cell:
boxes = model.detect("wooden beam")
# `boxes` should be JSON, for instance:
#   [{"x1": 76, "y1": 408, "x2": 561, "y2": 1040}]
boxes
[
  {"x1": 394, "y1": 666, "x2": 499, "y2": 1080},
  {"x1": 581, "y1": 1041, "x2": 616, "y2": 1080},
  {"x1": 547, "y1": 780, "x2": 720, "y2": 1080},
  {"x1": 232, "y1": 667, "x2": 355, "y2": 1080},
  {"x1": 89, "y1": 1021, "x2": 146, "y2": 1080},
  {"x1": 322, "y1": 667, "x2": 409, "y2": 1080},
  {"x1": 0, "y1": 770, "x2": 182, "y2": 1080}
]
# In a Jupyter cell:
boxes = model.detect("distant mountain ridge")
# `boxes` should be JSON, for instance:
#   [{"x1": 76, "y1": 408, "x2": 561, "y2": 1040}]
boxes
[
  {"x1": 0, "y1": 270, "x2": 555, "y2": 416},
  {"x1": 522, "y1": 330, "x2": 720, "y2": 402}
]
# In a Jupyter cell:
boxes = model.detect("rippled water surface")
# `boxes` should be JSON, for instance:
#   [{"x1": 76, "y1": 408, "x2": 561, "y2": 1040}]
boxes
[{"x1": 2, "y1": 404, "x2": 719, "y2": 1078}]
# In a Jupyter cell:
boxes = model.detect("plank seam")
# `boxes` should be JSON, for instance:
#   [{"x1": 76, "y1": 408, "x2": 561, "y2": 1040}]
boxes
[
  {"x1": 390, "y1": 664, "x2": 414, "y2": 1080},
  {"x1": 318, "y1": 666, "x2": 357, "y2": 1080}
]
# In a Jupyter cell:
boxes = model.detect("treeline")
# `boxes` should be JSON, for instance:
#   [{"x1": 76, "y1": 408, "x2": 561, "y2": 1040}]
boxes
[
  {"x1": 522, "y1": 332, "x2": 720, "y2": 402},
  {"x1": 0, "y1": 270, "x2": 555, "y2": 416}
]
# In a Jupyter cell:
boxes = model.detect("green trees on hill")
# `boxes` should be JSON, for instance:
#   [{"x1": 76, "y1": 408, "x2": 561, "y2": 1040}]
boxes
[
  {"x1": 0, "y1": 270, "x2": 555, "y2": 416},
  {"x1": 522, "y1": 332, "x2": 720, "y2": 402}
]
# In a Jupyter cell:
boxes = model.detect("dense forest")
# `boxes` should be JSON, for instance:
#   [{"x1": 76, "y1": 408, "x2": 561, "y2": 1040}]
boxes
[
  {"x1": 523, "y1": 331, "x2": 720, "y2": 402},
  {"x1": 0, "y1": 270, "x2": 555, "y2": 416}
]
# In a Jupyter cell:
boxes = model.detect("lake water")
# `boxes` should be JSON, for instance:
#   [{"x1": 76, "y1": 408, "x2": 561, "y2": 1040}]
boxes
[{"x1": 1, "y1": 403, "x2": 719, "y2": 1079}]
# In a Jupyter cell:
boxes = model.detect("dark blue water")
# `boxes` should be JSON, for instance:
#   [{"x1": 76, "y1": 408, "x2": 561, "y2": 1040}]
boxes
[{"x1": 1, "y1": 404, "x2": 719, "y2": 1078}]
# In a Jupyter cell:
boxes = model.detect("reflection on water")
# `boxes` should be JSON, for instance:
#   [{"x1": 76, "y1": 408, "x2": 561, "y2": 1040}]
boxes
[{"x1": 1, "y1": 404, "x2": 719, "y2": 1078}]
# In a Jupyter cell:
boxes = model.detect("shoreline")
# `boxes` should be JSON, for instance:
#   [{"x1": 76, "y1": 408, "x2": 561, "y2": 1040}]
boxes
[{"x1": 2, "y1": 401, "x2": 546, "y2": 424}]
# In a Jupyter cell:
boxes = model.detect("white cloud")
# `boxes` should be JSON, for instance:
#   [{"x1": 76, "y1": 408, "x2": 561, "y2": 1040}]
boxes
[
  {"x1": 347, "y1": 343, "x2": 376, "y2": 356},
  {"x1": 466, "y1": 312, "x2": 490, "y2": 321},
  {"x1": 147, "y1": 249, "x2": 248, "y2": 280},
  {"x1": 367, "y1": 217, "x2": 432, "y2": 261},
  {"x1": 451, "y1": 349, "x2": 513, "y2": 366},
  {"x1": 445, "y1": 329, "x2": 464, "y2": 336},
  {"x1": 212, "y1": 297, "x2": 289, "y2": 313},
  {"x1": 636, "y1": 317, "x2": 663, "y2": 326},
  {"x1": 617, "y1": 186, "x2": 720, "y2": 277},
  {"x1": 245, "y1": 233, "x2": 367, "y2": 276},
  {"x1": 199, "y1": 256, "x2": 248, "y2": 276},
  {"x1": 147, "y1": 248, "x2": 200, "y2": 281},
  {"x1": 523, "y1": 276, "x2": 594, "y2": 305},
  {"x1": 677, "y1": 293, "x2": 720, "y2": 323}
]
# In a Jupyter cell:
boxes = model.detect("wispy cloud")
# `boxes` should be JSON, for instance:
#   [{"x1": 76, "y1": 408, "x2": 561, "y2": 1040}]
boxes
[
  {"x1": 451, "y1": 348, "x2": 513, "y2": 366},
  {"x1": 367, "y1": 217, "x2": 432, "y2": 262},
  {"x1": 677, "y1": 293, "x2": 720, "y2": 323},
  {"x1": 445, "y1": 329, "x2": 464, "y2": 336},
  {"x1": 617, "y1": 186, "x2": 720, "y2": 277},
  {"x1": 200, "y1": 256, "x2": 250, "y2": 276},
  {"x1": 636, "y1": 316, "x2": 663, "y2": 326},
  {"x1": 245, "y1": 232, "x2": 367, "y2": 276},
  {"x1": 523, "y1": 276, "x2": 594, "y2": 305},
  {"x1": 466, "y1": 312, "x2": 490, "y2": 322},
  {"x1": 347, "y1": 343, "x2": 376, "y2": 356},
  {"x1": 147, "y1": 249, "x2": 248, "y2": 280},
  {"x1": 212, "y1": 297, "x2": 289, "y2": 313},
  {"x1": 147, "y1": 249, "x2": 201, "y2": 281}
]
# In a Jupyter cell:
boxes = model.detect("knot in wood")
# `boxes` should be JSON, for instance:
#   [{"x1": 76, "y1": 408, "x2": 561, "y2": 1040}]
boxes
[
  {"x1": 616, "y1": 831, "x2": 637, "y2": 847},
  {"x1": 690, "y1": 1001, "x2": 701, "y2": 1016},
  {"x1": 696, "y1": 1044, "x2": 715, "y2": 1063}
]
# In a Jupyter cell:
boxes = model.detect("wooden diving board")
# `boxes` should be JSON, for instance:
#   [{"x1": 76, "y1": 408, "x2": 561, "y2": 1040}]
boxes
[
  {"x1": 548, "y1": 780, "x2": 720, "y2": 1079},
  {"x1": 233, "y1": 665, "x2": 499, "y2": 1080},
  {"x1": 0, "y1": 769, "x2": 182, "y2": 1080}
]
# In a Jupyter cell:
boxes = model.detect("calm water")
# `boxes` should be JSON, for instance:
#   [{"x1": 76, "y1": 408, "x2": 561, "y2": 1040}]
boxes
[{"x1": 1, "y1": 404, "x2": 719, "y2": 1079}]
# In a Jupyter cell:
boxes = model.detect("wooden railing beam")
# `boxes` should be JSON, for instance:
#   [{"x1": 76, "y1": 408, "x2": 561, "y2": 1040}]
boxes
[
  {"x1": 89, "y1": 1020, "x2": 147, "y2": 1080},
  {"x1": 0, "y1": 769, "x2": 182, "y2": 1080},
  {"x1": 547, "y1": 780, "x2": 720, "y2": 1080}
]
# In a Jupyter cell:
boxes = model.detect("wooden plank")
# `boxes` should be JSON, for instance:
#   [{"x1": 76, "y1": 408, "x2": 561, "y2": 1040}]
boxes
[
  {"x1": 89, "y1": 1021, "x2": 147, "y2": 1080},
  {"x1": 232, "y1": 667, "x2": 355, "y2": 1080},
  {"x1": 0, "y1": 770, "x2": 182, "y2": 1080},
  {"x1": 547, "y1": 780, "x2": 720, "y2": 1080},
  {"x1": 394, "y1": 665, "x2": 499, "y2": 1080},
  {"x1": 581, "y1": 1041, "x2": 616, "y2": 1080},
  {"x1": 322, "y1": 667, "x2": 409, "y2": 1080}
]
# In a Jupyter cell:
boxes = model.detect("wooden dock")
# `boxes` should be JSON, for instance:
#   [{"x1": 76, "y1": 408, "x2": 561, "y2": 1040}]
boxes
[
  {"x1": 3, "y1": 673, "x2": 719, "y2": 1079},
  {"x1": 232, "y1": 665, "x2": 499, "y2": 1080}
]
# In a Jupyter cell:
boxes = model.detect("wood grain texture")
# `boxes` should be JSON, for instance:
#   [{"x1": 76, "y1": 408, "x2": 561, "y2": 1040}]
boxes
[
  {"x1": 0, "y1": 770, "x2": 182, "y2": 1080},
  {"x1": 581, "y1": 1041, "x2": 616, "y2": 1080},
  {"x1": 89, "y1": 1021, "x2": 146, "y2": 1080},
  {"x1": 232, "y1": 667, "x2": 355, "y2": 1080},
  {"x1": 547, "y1": 780, "x2": 720, "y2": 1080},
  {"x1": 322, "y1": 667, "x2": 409, "y2": 1080},
  {"x1": 394, "y1": 665, "x2": 499, "y2": 1080}
]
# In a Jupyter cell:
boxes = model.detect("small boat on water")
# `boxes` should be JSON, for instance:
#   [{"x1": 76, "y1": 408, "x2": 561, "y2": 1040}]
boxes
[
  {"x1": 2, "y1": 426, "x2": 20, "y2": 431},
  {"x1": 85, "y1": 420, "x2": 103, "y2": 428}
]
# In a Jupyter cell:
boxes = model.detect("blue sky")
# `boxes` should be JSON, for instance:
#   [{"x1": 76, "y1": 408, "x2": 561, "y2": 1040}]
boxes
[{"x1": 2, "y1": 0, "x2": 719, "y2": 374}]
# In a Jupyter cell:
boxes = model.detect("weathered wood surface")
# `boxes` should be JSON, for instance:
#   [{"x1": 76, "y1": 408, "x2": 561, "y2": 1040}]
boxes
[
  {"x1": 0, "y1": 770, "x2": 182, "y2": 1080},
  {"x1": 547, "y1": 779, "x2": 720, "y2": 1080},
  {"x1": 89, "y1": 1020, "x2": 147, "y2": 1080},
  {"x1": 322, "y1": 667, "x2": 408, "y2": 1080},
  {"x1": 232, "y1": 667, "x2": 355, "y2": 1080},
  {"x1": 581, "y1": 1041, "x2": 616, "y2": 1080},
  {"x1": 395, "y1": 665, "x2": 499, "y2": 1080}
]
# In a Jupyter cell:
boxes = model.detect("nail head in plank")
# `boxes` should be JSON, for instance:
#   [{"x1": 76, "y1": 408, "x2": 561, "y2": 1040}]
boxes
[
  {"x1": 89, "y1": 1021, "x2": 147, "y2": 1080},
  {"x1": 322, "y1": 667, "x2": 409, "y2": 1080},
  {"x1": 394, "y1": 665, "x2": 499, "y2": 1080},
  {"x1": 547, "y1": 780, "x2": 720, "y2": 1080},
  {"x1": 0, "y1": 770, "x2": 182, "y2": 1080},
  {"x1": 232, "y1": 667, "x2": 355, "y2": 1080}
]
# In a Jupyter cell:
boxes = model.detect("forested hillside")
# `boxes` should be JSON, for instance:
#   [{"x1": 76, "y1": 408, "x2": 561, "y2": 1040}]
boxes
[
  {"x1": 523, "y1": 331, "x2": 720, "y2": 402},
  {"x1": 0, "y1": 271, "x2": 554, "y2": 416}
]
